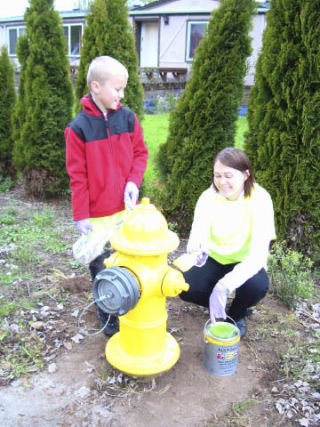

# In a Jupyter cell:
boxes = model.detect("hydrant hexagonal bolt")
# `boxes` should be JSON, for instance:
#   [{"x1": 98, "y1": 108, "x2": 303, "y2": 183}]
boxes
[{"x1": 99, "y1": 198, "x2": 190, "y2": 377}]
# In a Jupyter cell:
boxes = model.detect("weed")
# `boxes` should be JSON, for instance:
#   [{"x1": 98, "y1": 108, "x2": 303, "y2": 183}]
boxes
[
  {"x1": 6, "y1": 207, "x2": 18, "y2": 216},
  {"x1": 268, "y1": 241, "x2": 314, "y2": 310},
  {"x1": 0, "y1": 214, "x2": 15, "y2": 225},
  {"x1": 32, "y1": 208, "x2": 55, "y2": 227},
  {"x1": 69, "y1": 258, "x2": 82, "y2": 269},
  {"x1": 0, "y1": 299, "x2": 18, "y2": 316},
  {"x1": 0, "y1": 175, "x2": 13, "y2": 192},
  {"x1": 0, "y1": 295, "x2": 46, "y2": 384},
  {"x1": 279, "y1": 328, "x2": 320, "y2": 382},
  {"x1": 204, "y1": 398, "x2": 263, "y2": 426},
  {"x1": 154, "y1": 93, "x2": 177, "y2": 113},
  {"x1": 1, "y1": 337, "x2": 44, "y2": 384},
  {"x1": 232, "y1": 398, "x2": 262, "y2": 416},
  {"x1": 168, "y1": 221, "x2": 179, "y2": 233},
  {"x1": 14, "y1": 245, "x2": 41, "y2": 265},
  {"x1": 0, "y1": 203, "x2": 72, "y2": 274},
  {"x1": 43, "y1": 231, "x2": 69, "y2": 254},
  {"x1": 0, "y1": 269, "x2": 30, "y2": 286}
]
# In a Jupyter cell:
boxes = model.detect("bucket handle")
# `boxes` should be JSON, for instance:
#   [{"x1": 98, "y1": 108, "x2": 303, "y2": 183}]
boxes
[{"x1": 203, "y1": 316, "x2": 237, "y2": 343}]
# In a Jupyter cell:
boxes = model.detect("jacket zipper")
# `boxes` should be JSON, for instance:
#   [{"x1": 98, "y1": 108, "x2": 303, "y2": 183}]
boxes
[{"x1": 104, "y1": 112, "x2": 111, "y2": 139}]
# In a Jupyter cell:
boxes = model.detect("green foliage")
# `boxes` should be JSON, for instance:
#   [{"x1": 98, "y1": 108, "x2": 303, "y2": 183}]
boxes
[
  {"x1": 12, "y1": 34, "x2": 29, "y2": 172},
  {"x1": 0, "y1": 214, "x2": 15, "y2": 225},
  {"x1": 0, "y1": 175, "x2": 13, "y2": 193},
  {"x1": 0, "y1": 296, "x2": 45, "y2": 384},
  {"x1": 0, "y1": 46, "x2": 16, "y2": 177},
  {"x1": 154, "y1": 93, "x2": 177, "y2": 114},
  {"x1": 279, "y1": 331, "x2": 320, "y2": 380},
  {"x1": 157, "y1": 0, "x2": 255, "y2": 234},
  {"x1": 268, "y1": 241, "x2": 314, "y2": 310},
  {"x1": 75, "y1": 0, "x2": 144, "y2": 120},
  {"x1": 0, "y1": 204, "x2": 72, "y2": 286},
  {"x1": 12, "y1": 0, "x2": 73, "y2": 198},
  {"x1": 244, "y1": 0, "x2": 320, "y2": 262}
]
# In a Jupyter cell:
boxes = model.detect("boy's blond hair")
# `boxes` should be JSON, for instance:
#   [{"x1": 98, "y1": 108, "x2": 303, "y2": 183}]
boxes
[{"x1": 87, "y1": 56, "x2": 128, "y2": 90}]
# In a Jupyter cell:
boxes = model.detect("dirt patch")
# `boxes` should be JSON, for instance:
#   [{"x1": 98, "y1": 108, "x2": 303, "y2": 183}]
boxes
[
  {"x1": 0, "y1": 187, "x2": 319, "y2": 426},
  {"x1": 0, "y1": 283, "x2": 289, "y2": 427}
]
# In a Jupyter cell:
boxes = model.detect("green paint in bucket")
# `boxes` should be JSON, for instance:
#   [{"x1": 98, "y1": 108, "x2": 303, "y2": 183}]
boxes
[
  {"x1": 208, "y1": 323, "x2": 238, "y2": 339},
  {"x1": 203, "y1": 319, "x2": 240, "y2": 376}
]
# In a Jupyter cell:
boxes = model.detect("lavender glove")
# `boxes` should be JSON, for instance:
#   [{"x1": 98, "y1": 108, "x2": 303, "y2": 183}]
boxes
[
  {"x1": 195, "y1": 251, "x2": 209, "y2": 267},
  {"x1": 186, "y1": 241, "x2": 208, "y2": 268},
  {"x1": 209, "y1": 281, "x2": 228, "y2": 323},
  {"x1": 124, "y1": 181, "x2": 139, "y2": 210},
  {"x1": 75, "y1": 218, "x2": 93, "y2": 235}
]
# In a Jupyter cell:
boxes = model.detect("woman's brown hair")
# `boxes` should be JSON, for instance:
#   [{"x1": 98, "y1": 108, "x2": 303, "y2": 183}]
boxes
[{"x1": 213, "y1": 147, "x2": 255, "y2": 197}]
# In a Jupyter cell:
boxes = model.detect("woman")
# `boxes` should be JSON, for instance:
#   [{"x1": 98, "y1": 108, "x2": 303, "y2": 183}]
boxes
[{"x1": 180, "y1": 147, "x2": 276, "y2": 337}]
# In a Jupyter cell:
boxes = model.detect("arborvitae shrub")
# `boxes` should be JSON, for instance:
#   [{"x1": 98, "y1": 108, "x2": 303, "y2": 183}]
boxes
[
  {"x1": 13, "y1": 0, "x2": 73, "y2": 197},
  {"x1": 157, "y1": 0, "x2": 255, "y2": 234},
  {"x1": 244, "y1": 0, "x2": 320, "y2": 263},
  {"x1": 0, "y1": 46, "x2": 16, "y2": 177},
  {"x1": 12, "y1": 34, "x2": 29, "y2": 172},
  {"x1": 75, "y1": 0, "x2": 144, "y2": 121}
]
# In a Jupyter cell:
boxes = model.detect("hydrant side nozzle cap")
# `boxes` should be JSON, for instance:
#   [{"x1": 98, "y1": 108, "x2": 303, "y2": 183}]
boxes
[{"x1": 161, "y1": 267, "x2": 189, "y2": 297}]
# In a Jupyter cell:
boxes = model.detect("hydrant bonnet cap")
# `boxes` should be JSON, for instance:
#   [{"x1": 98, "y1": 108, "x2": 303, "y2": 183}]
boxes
[{"x1": 111, "y1": 198, "x2": 179, "y2": 255}]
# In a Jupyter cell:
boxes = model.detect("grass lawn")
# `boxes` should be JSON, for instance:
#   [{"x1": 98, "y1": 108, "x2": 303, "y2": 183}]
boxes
[
  {"x1": 235, "y1": 116, "x2": 248, "y2": 149},
  {"x1": 141, "y1": 113, "x2": 169, "y2": 194},
  {"x1": 141, "y1": 113, "x2": 248, "y2": 187}
]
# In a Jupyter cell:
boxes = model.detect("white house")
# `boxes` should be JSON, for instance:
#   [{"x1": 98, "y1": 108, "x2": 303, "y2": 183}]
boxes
[
  {"x1": 0, "y1": 9, "x2": 86, "y2": 70},
  {"x1": 0, "y1": 0, "x2": 270, "y2": 87},
  {"x1": 130, "y1": 0, "x2": 269, "y2": 86}
]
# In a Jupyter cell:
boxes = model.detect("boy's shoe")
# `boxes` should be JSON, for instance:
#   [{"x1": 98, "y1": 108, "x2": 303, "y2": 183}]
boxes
[
  {"x1": 235, "y1": 317, "x2": 247, "y2": 338},
  {"x1": 97, "y1": 308, "x2": 119, "y2": 337},
  {"x1": 246, "y1": 308, "x2": 254, "y2": 317}
]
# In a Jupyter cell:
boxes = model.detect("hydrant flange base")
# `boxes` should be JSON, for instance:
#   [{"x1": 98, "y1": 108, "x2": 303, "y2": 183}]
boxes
[{"x1": 106, "y1": 332, "x2": 180, "y2": 376}]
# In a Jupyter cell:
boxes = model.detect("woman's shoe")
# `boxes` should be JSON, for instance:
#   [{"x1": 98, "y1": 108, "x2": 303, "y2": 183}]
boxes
[{"x1": 235, "y1": 317, "x2": 247, "y2": 338}]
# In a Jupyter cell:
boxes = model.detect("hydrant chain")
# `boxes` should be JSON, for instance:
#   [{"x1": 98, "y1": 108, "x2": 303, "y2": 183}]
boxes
[{"x1": 77, "y1": 296, "x2": 111, "y2": 337}]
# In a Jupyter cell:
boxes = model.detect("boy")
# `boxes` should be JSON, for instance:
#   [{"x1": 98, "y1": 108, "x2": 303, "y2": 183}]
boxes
[{"x1": 65, "y1": 56, "x2": 148, "y2": 336}]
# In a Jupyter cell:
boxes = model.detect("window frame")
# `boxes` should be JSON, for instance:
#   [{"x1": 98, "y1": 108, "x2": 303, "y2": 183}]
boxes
[
  {"x1": 7, "y1": 26, "x2": 26, "y2": 56},
  {"x1": 185, "y1": 20, "x2": 208, "y2": 62},
  {"x1": 63, "y1": 22, "x2": 83, "y2": 57}
]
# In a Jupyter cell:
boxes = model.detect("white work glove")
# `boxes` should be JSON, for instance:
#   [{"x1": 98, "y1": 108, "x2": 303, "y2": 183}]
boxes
[
  {"x1": 209, "y1": 281, "x2": 229, "y2": 323},
  {"x1": 124, "y1": 181, "x2": 139, "y2": 210},
  {"x1": 75, "y1": 218, "x2": 93, "y2": 235}
]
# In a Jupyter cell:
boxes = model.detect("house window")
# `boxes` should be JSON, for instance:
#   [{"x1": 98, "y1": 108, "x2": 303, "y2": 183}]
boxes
[
  {"x1": 186, "y1": 21, "x2": 208, "y2": 61},
  {"x1": 63, "y1": 24, "x2": 83, "y2": 56},
  {"x1": 8, "y1": 26, "x2": 26, "y2": 56}
]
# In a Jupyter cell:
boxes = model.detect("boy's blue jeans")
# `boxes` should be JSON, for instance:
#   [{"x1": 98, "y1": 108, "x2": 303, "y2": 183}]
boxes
[{"x1": 180, "y1": 256, "x2": 269, "y2": 320}]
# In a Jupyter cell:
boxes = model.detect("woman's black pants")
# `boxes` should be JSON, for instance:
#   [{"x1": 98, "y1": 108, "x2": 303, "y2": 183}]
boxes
[{"x1": 180, "y1": 257, "x2": 269, "y2": 320}]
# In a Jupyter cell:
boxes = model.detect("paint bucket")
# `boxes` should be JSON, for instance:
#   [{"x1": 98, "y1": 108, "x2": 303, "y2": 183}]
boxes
[{"x1": 203, "y1": 318, "x2": 240, "y2": 376}]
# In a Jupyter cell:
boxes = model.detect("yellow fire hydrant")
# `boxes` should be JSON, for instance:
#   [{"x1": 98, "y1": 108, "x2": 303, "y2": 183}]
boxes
[{"x1": 93, "y1": 198, "x2": 189, "y2": 376}]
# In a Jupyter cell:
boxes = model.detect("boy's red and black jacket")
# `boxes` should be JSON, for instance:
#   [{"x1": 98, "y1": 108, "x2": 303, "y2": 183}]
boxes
[{"x1": 65, "y1": 94, "x2": 148, "y2": 221}]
